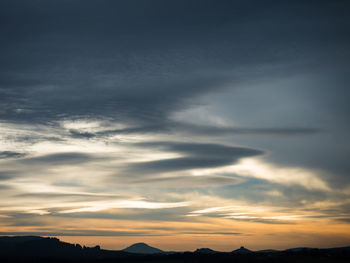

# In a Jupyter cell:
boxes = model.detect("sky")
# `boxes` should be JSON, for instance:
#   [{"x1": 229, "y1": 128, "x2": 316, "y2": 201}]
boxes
[{"x1": 0, "y1": 0, "x2": 350, "y2": 251}]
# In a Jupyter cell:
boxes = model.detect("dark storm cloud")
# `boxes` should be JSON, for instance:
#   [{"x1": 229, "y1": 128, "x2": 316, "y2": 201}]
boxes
[
  {"x1": 1, "y1": 0, "x2": 348, "y2": 129},
  {"x1": 126, "y1": 142, "x2": 263, "y2": 173}
]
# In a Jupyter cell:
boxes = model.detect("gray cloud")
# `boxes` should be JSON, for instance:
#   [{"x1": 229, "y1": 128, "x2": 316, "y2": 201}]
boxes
[
  {"x1": 14, "y1": 192, "x2": 124, "y2": 200},
  {"x1": 69, "y1": 129, "x2": 96, "y2": 139},
  {"x1": 0, "y1": 151, "x2": 26, "y2": 159},
  {"x1": 0, "y1": 184, "x2": 12, "y2": 190},
  {"x1": 229, "y1": 218, "x2": 294, "y2": 225},
  {"x1": 20, "y1": 152, "x2": 101, "y2": 166},
  {"x1": 178, "y1": 232, "x2": 242, "y2": 236},
  {"x1": 0, "y1": 171, "x2": 17, "y2": 181},
  {"x1": 76, "y1": 122, "x2": 322, "y2": 139},
  {"x1": 215, "y1": 177, "x2": 330, "y2": 207},
  {"x1": 7, "y1": 218, "x2": 49, "y2": 227},
  {"x1": 172, "y1": 123, "x2": 323, "y2": 137},
  {"x1": 0, "y1": 231, "x2": 166, "y2": 237},
  {"x1": 127, "y1": 175, "x2": 242, "y2": 188},
  {"x1": 53, "y1": 207, "x2": 191, "y2": 222},
  {"x1": 126, "y1": 142, "x2": 263, "y2": 173}
]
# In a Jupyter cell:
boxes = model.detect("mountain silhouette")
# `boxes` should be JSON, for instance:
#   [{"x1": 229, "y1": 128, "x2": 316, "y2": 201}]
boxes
[
  {"x1": 232, "y1": 246, "x2": 252, "y2": 254},
  {"x1": 0, "y1": 236, "x2": 349, "y2": 262},
  {"x1": 122, "y1": 242, "x2": 164, "y2": 254}
]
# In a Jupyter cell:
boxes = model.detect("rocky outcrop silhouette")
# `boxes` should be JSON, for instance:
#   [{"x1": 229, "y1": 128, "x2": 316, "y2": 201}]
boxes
[{"x1": 0, "y1": 236, "x2": 124, "y2": 259}]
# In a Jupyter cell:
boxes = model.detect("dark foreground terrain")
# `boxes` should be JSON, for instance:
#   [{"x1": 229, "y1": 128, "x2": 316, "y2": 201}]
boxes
[{"x1": 1, "y1": 236, "x2": 349, "y2": 263}]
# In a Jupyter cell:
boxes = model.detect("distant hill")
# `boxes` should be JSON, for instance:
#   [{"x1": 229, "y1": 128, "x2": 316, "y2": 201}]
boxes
[
  {"x1": 122, "y1": 242, "x2": 164, "y2": 254},
  {"x1": 194, "y1": 248, "x2": 218, "y2": 254},
  {"x1": 257, "y1": 249, "x2": 279, "y2": 253},
  {"x1": 232, "y1": 246, "x2": 252, "y2": 254}
]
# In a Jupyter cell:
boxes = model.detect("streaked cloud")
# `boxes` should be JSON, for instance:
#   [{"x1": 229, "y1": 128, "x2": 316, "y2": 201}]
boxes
[{"x1": 59, "y1": 200, "x2": 189, "y2": 214}]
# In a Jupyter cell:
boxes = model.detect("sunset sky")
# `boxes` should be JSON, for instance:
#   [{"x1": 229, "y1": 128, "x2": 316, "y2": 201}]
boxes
[{"x1": 0, "y1": 0, "x2": 350, "y2": 251}]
